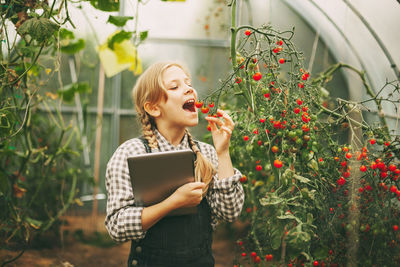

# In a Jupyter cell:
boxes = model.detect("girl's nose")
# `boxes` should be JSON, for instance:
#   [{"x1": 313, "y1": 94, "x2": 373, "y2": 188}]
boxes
[{"x1": 185, "y1": 86, "x2": 194, "y2": 94}]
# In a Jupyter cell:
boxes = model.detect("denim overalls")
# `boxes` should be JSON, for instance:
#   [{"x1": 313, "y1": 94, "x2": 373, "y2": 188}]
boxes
[{"x1": 127, "y1": 138, "x2": 214, "y2": 267}]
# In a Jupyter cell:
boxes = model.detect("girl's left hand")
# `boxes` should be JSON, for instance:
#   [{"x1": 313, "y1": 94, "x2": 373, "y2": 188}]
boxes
[{"x1": 204, "y1": 109, "x2": 235, "y2": 155}]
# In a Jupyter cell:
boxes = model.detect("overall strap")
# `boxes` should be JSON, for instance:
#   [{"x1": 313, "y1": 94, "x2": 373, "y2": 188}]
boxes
[{"x1": 138, "y1": 136, "x2": 152, "y2": 153}]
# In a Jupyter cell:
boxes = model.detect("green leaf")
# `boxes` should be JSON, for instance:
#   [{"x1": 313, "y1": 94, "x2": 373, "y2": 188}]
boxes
[
  {"x1": 107, "y1": 30, "x2": 133, "y2": 49},
  {"x1": 293, "y1": 174, "x2": 311, "y2": 184},
  {"x1": 90, "y1": 0, "x2": 120, "y2": 12},
  {"x1": 313, "y1": 246, "x2": 329, "y2": 259},
  {"x1": 277, "y1": 213, "x2": 301, "y2": 223},
  {"x1": 306, "y1": 213, "x2": 313, "y2": 224},
  {"x1": 25, "y1": 217, "x2": 43, "y2": 230},
  {"x1": 139, "y1": 31, "x2": 148, "y2": 41},
  {"x1": 287, "y1": 225, "x2": 311, "y2": 245},
  {"x1": 308, "y1": 159, "x2": 318, "y2": 171},
  {"x1": 19, "y1": 45, "x2": 40, "y2": 58},
  {"x1": 271, "y1": 232, "x2": 281, "y2": 250},
  {"x1": 300, "y1": 188, "x2": 316, "y2": 200},
  {"x1": 61, "y1": 39, "x2": 85, "y2": 54},
  {"x1": 58, "y1": 82, "x2": 91, "y2": 103},
  {"x1": 59, "y1": 28, "x2": 75, "y2": 40},
  {"x1": 300, "y1": 252, "x2": 311, "y2": 261},
  {"x1": 107, "y1": 15, "x2": 133, "y2": 27},
  {"x1": 18, "y1": 18, "x2": 59, "y2": 42},
  {"x1": 259, "y1": 192, "x2": 284, "y2": 206},
  {"x1": 270, "y1": 225, "x2": 283, "y2": 250}
]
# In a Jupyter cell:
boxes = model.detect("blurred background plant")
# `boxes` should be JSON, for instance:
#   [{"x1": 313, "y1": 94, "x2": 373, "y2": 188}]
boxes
[{"x1": 0, "y1": 0, "x2": 94, "y2": 254}]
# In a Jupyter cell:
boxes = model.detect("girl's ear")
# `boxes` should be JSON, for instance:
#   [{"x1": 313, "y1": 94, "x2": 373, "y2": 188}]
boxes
[{"x1": 144, "y1": 101, "x2": 161, "y2": 118}]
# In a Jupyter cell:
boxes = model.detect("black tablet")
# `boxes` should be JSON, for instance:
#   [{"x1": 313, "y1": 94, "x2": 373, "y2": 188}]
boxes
[{"x1": 127, "y1": 149, "x2": 197, "y2": 216}]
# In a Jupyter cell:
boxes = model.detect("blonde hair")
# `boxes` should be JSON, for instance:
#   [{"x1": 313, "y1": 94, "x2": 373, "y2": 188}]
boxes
[{"x1": 132, "y1": 61, "x2": 216, "y2": 195}]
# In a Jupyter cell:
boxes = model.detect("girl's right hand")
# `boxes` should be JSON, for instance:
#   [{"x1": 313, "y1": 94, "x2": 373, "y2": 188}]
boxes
[{"x1": 169, "y1": 182, "x2": 205, "y2": 208}]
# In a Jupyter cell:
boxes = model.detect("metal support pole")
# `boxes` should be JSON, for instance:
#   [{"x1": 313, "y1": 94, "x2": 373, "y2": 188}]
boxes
[{"x1": 68, "y1": 57, "x2": 90, "y2": 167}]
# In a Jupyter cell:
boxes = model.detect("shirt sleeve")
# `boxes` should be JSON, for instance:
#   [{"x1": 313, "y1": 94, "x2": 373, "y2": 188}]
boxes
[
  {"x1": 104, "y1": 140, "x2": 146, "y2": 242},
  {"x1": 203, "y1": 144, "x2": 245, "y2": 222}
]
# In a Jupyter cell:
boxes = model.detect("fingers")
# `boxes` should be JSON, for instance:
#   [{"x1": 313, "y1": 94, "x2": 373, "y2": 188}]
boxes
[
  {"x1": 204, "y1": 109, "x2": 235, "y2": 131},
  {"x1": 190, "y1": 182, "x2": 205, "y2": 190},
  {"x1": 217, "y1": 109, "x2": 235, "y2": 130},
  {"x1": 220, "y1": 125, "x2": 232, "y2": 136},
  {"x1": 205, "y1": 119, "x2": 219, "y2": 132},
  {"x1": 205, "y1": 116, "x2": 223, "y2": 128},
  {"x1": 192, "y1": 188, "x2": 204, "y2": 197}
]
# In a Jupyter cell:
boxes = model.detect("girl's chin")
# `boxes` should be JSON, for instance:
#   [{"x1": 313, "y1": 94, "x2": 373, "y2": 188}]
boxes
[{"x1": 187, "y1": 119, "x2": 199, "y2": 127}]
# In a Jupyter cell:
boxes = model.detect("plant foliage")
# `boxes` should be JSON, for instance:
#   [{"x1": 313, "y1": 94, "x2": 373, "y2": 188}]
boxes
[{"x1": 201, "y1": 1, "x2": 400, "y2": 266}]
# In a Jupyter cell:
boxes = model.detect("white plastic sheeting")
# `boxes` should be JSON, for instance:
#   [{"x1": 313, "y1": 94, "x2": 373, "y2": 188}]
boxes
[
  {"x1": 243, "y1": 0, "x2": 400, "y2": 128},
  {"x1": 281, "y1": 0, "x2": 399, "y2": 96}
]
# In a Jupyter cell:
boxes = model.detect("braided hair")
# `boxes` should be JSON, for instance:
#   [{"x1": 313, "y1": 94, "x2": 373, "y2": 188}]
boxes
[{"x1": 186, "y1": 130, "x2": 216, "y2": 195}]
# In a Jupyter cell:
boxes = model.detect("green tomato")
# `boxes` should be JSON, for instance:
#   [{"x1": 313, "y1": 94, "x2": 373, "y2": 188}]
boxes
[
  {"x1": 281, "y1": 174, "x2": 288, "y2": 186},
  {"x1": 246, "y1": 145, "x2": 253, "y2": 153},
  {"x1": 262, "y1": 88, "x2": 270, "y2": 94},
  {"x1": 288, "y1": 131, "x2": 296, "y2": 138},
  {"x1": 264, "y1": 164, "x2": 271, "y2": 171},
  {"x1": 296, "y1": 129, "x2": 303, "y2": 136},
  {"x1": 296, "y1": 138, "x2": 303, "y2": 145}
]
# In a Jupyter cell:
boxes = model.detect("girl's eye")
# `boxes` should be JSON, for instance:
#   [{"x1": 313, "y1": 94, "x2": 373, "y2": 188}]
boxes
[{"x1": 170, "y1": 86, "x2": 178, "y2": 90}]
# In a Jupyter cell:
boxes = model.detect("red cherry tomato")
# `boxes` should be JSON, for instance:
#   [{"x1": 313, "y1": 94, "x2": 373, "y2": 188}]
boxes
[{"x1": 195, "y1": 101, "x2": 203, "y2": 108}]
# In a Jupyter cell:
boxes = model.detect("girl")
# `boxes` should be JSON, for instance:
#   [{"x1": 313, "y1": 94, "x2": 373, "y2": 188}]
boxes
[{"x1": 105, "y1": 61, "x2": 244, "y2": 267}]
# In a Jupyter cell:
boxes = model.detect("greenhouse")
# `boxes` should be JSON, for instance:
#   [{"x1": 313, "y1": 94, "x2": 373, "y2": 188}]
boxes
[{"x1": 1, "y1": 0, "x2": 399, "y2": 266}]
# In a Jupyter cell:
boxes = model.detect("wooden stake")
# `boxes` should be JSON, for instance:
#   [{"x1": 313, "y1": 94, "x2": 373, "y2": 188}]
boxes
[{"x1": 92, "y1": 64, "x2": 105, "y2": 229}]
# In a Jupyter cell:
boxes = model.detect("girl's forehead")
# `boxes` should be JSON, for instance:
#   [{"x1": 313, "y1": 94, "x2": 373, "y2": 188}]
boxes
[{"x1": 162, "y1": 66, "x2": 189, "y2": 83}]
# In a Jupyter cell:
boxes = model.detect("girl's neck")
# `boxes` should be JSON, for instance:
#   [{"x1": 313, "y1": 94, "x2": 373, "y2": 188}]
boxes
[{"x1": 156, "y1": 124, "x2": 186, "y2": 146}]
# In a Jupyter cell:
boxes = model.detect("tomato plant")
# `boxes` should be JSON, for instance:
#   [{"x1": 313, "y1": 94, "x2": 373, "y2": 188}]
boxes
[
  {"x1": 200, "y1": 1, "x2": 400, "y2": 266},
  {"x1": 0, "y1": 1, "x2": 97, "y2": 256}
]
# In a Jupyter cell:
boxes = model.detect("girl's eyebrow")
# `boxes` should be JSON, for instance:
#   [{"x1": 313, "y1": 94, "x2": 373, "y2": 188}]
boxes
[{"x1": 167, "y1": 78, "x2": 191, "y2": 84}]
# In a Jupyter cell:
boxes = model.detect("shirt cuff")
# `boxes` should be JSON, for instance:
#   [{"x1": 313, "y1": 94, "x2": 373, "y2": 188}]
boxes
[
  {"x1": 212, "y1": 168, "x2": 242, "y2": 191},
  {"x1": 122, "y1": 206, "x2": 147, "y2": 240}
]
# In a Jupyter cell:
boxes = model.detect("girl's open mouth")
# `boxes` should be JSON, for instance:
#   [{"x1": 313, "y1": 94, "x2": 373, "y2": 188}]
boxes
[{"x1": 182, "y1": 99, "x2": 196, "y2": 112}]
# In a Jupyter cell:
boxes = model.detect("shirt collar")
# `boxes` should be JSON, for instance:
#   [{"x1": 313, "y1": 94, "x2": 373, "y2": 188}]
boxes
[{"x1": 154, "y1": 129, "x2": 190, "y2": 152}]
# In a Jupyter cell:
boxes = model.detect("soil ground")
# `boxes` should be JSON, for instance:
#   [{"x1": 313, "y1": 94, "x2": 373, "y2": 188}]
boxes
[{"x1": 0, "y1": 214, "x2": 247, "y2": 267}]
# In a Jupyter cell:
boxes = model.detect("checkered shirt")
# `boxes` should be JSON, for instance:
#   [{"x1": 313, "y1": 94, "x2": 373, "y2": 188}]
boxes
[{"x1": 105, "y1": 130, "x2": 245, "y2": 242}]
